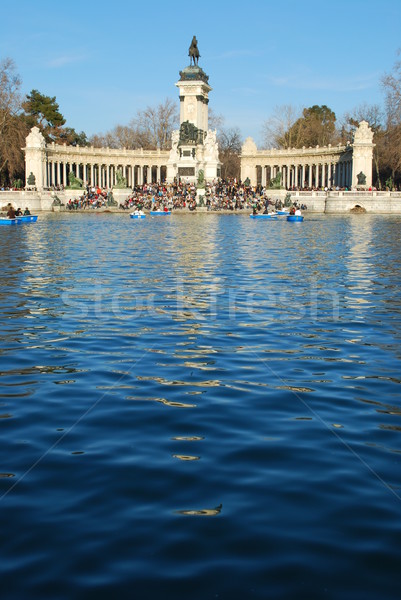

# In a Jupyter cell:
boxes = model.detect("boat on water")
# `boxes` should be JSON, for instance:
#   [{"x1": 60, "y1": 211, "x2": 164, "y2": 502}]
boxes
[
  {"x1": 276, "y1": 210, "x2": 290, "y2": 216},
  {"x1": 150, "y1": 210, "x2": 171, "y2": 216},
  {"x1": 0, "y1": 217, "x2": 21, "y2": 226},
  {"x1": 287, "y1": 215, "x2": 304, "y2": 222},
  {"x1": 130, "y1": 212, "x2": 146, "y2": 219},
  {"x1": 16, "y1": 215, "x2": 38, "y2": 223},
  {"x1": 250, "y1": 213, "x2": 278, "y2": 220}
]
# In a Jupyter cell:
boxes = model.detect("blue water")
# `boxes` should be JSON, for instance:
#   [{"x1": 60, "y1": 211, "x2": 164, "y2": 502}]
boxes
[{"x1": 1, "y1": 212, "x2": 401, "y2": 599}]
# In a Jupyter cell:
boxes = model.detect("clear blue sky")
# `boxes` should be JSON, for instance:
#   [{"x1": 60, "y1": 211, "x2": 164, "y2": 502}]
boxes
[{"x1": 2, "y1": 0, "x2": 400, "y2": 145}]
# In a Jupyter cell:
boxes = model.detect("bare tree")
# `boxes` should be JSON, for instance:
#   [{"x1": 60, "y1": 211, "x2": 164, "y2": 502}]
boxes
[
  {"x1": 382, "y1": 51, "x2": 401, "y2": 185},
  {"x1": 130, "y1": 98, "x2": 179, "y2": 150},
  {"x1": 261, "y1": 104, "x2": 302, "y2": 149},
  {"x1": 0, "y1": 57, "x2": 28, "y2": 184},
  {"x1": 208, "y1": 108, "x2": 224, "y2": 132},
  {"x1": 218, "y1": 127, "x2": 242, "y2": 179}
]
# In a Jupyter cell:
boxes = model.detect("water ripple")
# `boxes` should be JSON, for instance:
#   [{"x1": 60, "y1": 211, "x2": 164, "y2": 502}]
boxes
[{"x1": 1, "y1": 214, "x2": 401, "y2": 599}]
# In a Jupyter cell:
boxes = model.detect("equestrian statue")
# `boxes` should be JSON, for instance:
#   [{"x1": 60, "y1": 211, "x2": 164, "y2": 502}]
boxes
[{"x1": 189, "y1": 36, "x2": 200, "y2": 66}]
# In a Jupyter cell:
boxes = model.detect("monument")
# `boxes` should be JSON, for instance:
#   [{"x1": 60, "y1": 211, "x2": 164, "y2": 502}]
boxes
[
  {"x1": 167, "y1": 37, "x2": 221, "y2": 187},
  {"x1": 351, "y1": 121, "x2": 375, "y2": 189}
]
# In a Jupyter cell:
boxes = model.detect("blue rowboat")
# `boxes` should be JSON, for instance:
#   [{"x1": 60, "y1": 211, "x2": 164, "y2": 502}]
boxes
[
  {"x1": 150, "y1": 210, "x2": 171, "y2": 216},
  {"x1": 276, "y1": 210, "x2": 290, "y2": 216},
  {"x1": 250, "y1": 214, "x2": 278, "y2": 219},
  {"x1": 130, "y1": 213, "x2": 146, "y2": 219},
  {"x1": 0, "y1": 218, "x2": 21, "y2": 226},
  {"x1": 16, "y1": 215, "x2": 38, "y2": 223},
  {"x1": 287, "y1": 215, "x2": 304, "y2": 222}
]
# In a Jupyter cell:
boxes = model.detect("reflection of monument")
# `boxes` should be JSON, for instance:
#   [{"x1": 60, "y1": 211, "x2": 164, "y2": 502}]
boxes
[{"x1": 167, "y1": 37, "x2": 221, "y2": 186}]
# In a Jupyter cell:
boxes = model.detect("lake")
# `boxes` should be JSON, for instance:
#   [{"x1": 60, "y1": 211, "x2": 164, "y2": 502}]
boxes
[{"x1": 1, "y1": 212, "x2": 401, "y2": 599}]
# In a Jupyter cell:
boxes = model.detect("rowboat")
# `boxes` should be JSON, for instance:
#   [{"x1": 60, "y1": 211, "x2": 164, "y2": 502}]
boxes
[
  {"x1": 130, "y1": 213, "x2": 146, "y2": 219},
  {"x1": 276, "y1": 210, "x2": 290, "y2": 216},
  {"x1": 150, "y1": 210, "x2": 171, "y2": 216},
  {"x1": 250, "y1": 213, "x2": 278, "y2": 220},
  {"x1": 287, "y1": 215, "x2": 304, "y2": 222},
  {"x1": 16, "y1": 215, "x2": 38, "y2": 223},
  {"x1": 0, "y1": 218, "x2": 21, "y2": 226}
]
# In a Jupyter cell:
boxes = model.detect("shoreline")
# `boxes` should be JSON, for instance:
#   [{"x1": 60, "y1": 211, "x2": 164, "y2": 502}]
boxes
[{"x1": 2, "y1": 189, "x2": 401, "y2": 214}]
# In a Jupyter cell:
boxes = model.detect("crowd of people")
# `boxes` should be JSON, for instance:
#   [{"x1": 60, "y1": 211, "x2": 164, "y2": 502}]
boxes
[
  {"x1": 116, "y1": 180, "x2": 308, "y2": 213},
  {"x1": 61, "y1": 179, "x2": 309, "y2": 213}
]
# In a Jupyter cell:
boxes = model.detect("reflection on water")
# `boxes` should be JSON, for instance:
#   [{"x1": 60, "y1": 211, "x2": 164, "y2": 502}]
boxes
[{"x1": 1, "y1": 213, "x2": 401, "y2": 599}]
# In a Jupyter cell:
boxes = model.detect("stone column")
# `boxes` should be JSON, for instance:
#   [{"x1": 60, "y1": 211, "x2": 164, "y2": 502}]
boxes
[
  {"x1": 63, "y1": 162, "x2": 67, "y2": 186},
  {"x1": 351, "y1": 121, "x2": 375, "y2": 188},
  {"x1": 90, "y1": 164, "x2": 94, "y2": 186}
]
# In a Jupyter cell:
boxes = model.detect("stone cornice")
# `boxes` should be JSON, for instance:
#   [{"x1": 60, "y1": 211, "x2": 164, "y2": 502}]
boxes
[
  {"x1": 241, "y1": 144, "x2": 349, "y2": 160},
  {"x1": 45, "y1": 144, "x2": 170, "y2": 162}
]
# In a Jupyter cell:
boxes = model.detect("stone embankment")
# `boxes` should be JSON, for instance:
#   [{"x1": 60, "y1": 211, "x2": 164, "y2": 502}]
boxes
[{"x1": 1, "y1": 189, "x2": 401, "y2": 214}]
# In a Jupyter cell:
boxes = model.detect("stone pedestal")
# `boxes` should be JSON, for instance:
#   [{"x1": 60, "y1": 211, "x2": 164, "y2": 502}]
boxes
[
  {"x1": 167, "y1": 64, "x2": 221, "y2": 183},
  {"x1": 351, "y1": 121, "x2": 375, "y2": 189},
  {"x1": 24, "y1": 127, "x2": 46, "y2": 190}
]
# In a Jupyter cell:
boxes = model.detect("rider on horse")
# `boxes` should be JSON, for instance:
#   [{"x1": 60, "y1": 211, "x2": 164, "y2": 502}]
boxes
[{"x1": 189, "y1": 36, "x2": 200, "y2": 66}]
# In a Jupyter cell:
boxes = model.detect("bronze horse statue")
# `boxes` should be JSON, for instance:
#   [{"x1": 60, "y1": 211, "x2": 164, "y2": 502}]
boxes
[{"x1": 189, "y1": 36, "x2": 200, "y2": 66}]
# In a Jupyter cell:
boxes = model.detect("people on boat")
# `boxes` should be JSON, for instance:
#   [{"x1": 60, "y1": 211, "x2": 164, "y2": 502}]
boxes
[
  {"x1": 289, "y1": 206, "x2": 296, "y2": 215},
  {"x1": 295, "y1": 208, "x2": 302, "y2": 216},
  {"x1": 15, "y1": 207, "x2": 23, "y2": 216},
  {"x1": 6, "y1": 204, "x2": 16, "y2": 218},
  {"x1": 24, "y1": 207, "x2": 31, "y2": 215}
]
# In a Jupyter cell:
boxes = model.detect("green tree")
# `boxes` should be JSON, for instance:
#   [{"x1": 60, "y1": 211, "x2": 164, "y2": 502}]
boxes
[
  {"x1": 22, "y1": 89, "x2": 66, "y2": 141},
  {"x1": 286, "y1": 105, "x2": 338, "y2": 148},
  {"x1": 58, "y1": 127, "x2": 88, "y2": 146}
]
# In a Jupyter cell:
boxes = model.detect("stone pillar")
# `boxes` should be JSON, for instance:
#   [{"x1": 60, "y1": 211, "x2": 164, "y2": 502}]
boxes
[
  {"x1": 24, "y1": 127, "x2": 47, "y2": 190},
  {"x1": 352, "y1": 121, "x2": 374, "y2": 188},
  {"x1": 147, "y1": 166, "x2": 151, "y2": 184}
]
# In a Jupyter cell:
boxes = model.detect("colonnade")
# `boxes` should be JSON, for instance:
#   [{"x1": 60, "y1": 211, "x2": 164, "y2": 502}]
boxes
[
  {"x1": 45, "y1": 159, "x2": 168, "y2": 188},
  {"x1": 258, "y1": 159, "x2": 353, "y2": 189}
]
